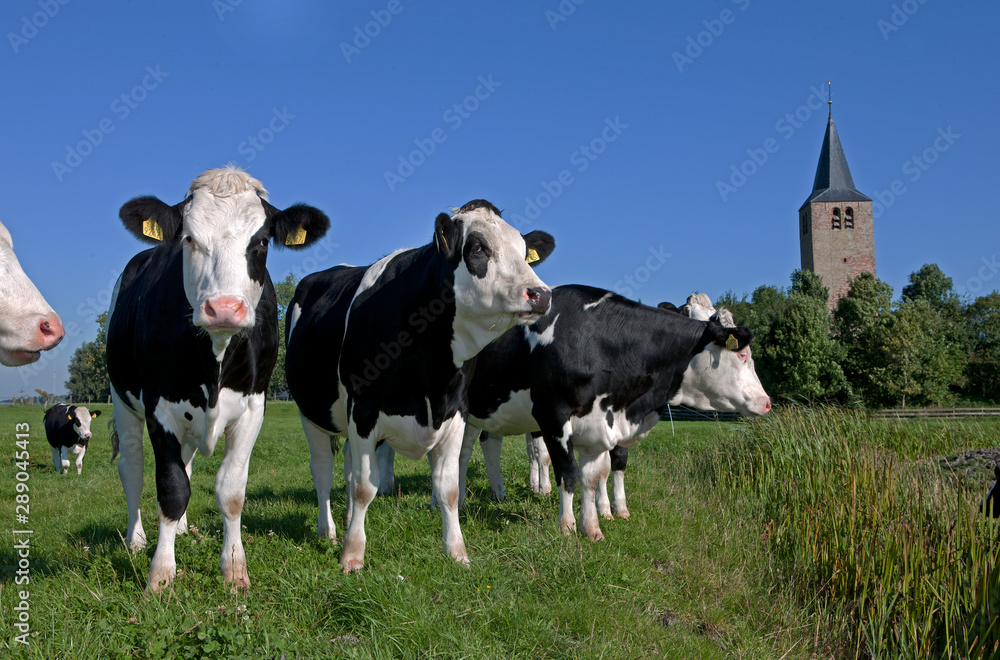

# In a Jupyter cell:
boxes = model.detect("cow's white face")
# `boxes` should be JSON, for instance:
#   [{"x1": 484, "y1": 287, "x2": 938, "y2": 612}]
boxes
[
  {"x1": 434, "y1": 200, "x2": 555, "y2": 364},
  {"x1": 0, "y1": 221, "x2": 64, "y2": 366},
  {"x1": 672, "y1": 338, "x2": 771, "y2": 416},
  {"x1": 118, "y1": 166, "x2": 330, "y2": 346},
  {"x1": 181, "y1": 183, "x2": 270, "y2": 336},
  {"x1": 68, "y1": 406, "x2": 100, "y2": 441},
  {"x1": 444, "y1": 202, "x2": 553, "y2": 324}
]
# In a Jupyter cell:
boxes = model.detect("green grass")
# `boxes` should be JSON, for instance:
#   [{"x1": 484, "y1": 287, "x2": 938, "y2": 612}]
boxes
[{"x1": 2, "y1": 403, "x2": 999, "y2": 658}]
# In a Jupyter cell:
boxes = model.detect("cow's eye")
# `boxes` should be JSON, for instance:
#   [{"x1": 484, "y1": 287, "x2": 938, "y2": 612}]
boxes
[
  {"x1": 737, "y1": 350, "x2": 748, "y2": 361},
  {"x1": 471, "y1": 244, "x2": 483, "y2": 255},
  {"x1": 184, "y1": 235, "x2": 194, "y2": 245}
]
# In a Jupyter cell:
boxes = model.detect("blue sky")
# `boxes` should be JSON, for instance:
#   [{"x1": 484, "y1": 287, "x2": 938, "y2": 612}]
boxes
[{"x1": 2, "y1": 0, "x2": 997, "y2": 396}]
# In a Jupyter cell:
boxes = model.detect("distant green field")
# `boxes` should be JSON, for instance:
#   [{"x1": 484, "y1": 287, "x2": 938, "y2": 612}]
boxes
[{"x1": 1, "y1": 403, "x2": 998, "y2": 658}]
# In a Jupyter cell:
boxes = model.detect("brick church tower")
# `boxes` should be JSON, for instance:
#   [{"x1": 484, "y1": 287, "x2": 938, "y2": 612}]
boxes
[{"x1": 798, "y1": 107, "x2": 875, "y2": 309}]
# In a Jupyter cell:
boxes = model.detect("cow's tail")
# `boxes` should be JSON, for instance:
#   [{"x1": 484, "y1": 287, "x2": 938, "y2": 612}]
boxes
[{"x1": 108, "y1": 417, "x2": 119, "y2": 465}]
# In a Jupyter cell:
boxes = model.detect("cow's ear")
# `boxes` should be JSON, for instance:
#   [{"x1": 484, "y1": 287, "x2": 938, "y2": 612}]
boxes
[
  {"x1": 434, "y1": 213, "x2": 462, "y2": 260},
  {"x1": 706, "y1": 323, "x2": 753, "y2": 351},
  {"x1": 657, "y1": 302, "x2": 679, "y2": 313},
  {"x1": 523, "y1": 231, "x2": 555, "y2": 267},
  {"x1": 120, "y1": 196, "x2": 185, "y2": 244},
  {"x1": 91, "y1": 410, "x2": 102, "y2": 419},
  {"x1": 264, "y1": 201, "x2": 330, "y2": 250}
]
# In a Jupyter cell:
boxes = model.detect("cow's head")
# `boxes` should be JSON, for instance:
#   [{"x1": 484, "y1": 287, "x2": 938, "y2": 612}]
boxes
[
  {"x1": 672, "y1": 322, "x2": 771, "y2": 416},
  {"x1": 119, "y1": 166, "x2": 330, "y2": 338},
  {"x1": 434, "y1": 201, "x2": 554, "y2": 348},
  {"x1": 66, "y1": 406, "x2": 101, "y2": 443},
  {"x1": 0, "y1": 221, "x2": 64, "y2": 366}
]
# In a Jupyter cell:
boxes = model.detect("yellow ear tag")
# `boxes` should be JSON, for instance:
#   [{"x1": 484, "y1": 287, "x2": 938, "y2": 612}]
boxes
[
  {"x1": 67, "y1": 413, "x2": 73, "y2": 420},
  {"x1": 526, "y1": 248, "x2": 540, "y2": 264},
  {"x1": 725, "y1": 334, "x2": 739, "y2": 351},
  {"x1": 142, "y1": 218, "x2": 164, "y2": 241},
  {"x1": 285, "y1": 226, "x2": 307, "y2": 246}
]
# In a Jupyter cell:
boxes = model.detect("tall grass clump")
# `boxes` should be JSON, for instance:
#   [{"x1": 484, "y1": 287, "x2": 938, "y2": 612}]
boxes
[{"x1": 704, "y1": 406, "x2": 1000, "y2": 658}]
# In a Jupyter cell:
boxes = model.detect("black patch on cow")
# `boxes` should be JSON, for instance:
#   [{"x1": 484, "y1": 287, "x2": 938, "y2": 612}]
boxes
[
  {"x1": 184, "y1": 412, "x2": 193, "y2": 421},
  {"x1": 463, "y1": 231, "x2": 490, "y2": 279},
  {"x1": 434, "y1": 214, "x2": 465, "y2": 263},
  {"x1": 245, "y1": 222, "x2": 271, "y2": 285},
  {"x1": 606, "y1": 410, "x2": 615, "y2": 428},
  {"x1": 145, "y1": 406, "x2": 191, "y2": 523},
  {"x1": 984, "y1": 466, "x2": 1000, "y2": 518},
  {"x1": 609, "y1": 445, "x2": 629, "y2": 472}
]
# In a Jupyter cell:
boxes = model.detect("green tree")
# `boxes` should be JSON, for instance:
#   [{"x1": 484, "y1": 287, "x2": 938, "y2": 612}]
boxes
[
  {"x1": 834, "y1": 273, "x2": 896, "y2": 406},
  {"x1": 735, "y1": 272, "x2": 847, "y2": 402},
  {"x1": 964, "y1": 291, "x2": 1000, "y2": 402},
  {"x1": 884, "y1": 298, "x2": 966, "y2": 407},
  {"x1": 268, "y1": 273, "x2": 299, "y2": 398},
  {"x1": 66, "y1": 312, "x2": 110, "y2": 403}
]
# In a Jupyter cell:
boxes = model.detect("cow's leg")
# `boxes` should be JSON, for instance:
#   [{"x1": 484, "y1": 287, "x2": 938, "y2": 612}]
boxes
[
  {"x1": 429, "y1": 416, "x2": 469, "y2": 565},
  {"x1": 302, "y1": 416, "x2": 337, "y2": 541},
  {"x1": 527, "y1": 432, "x2": 552, "y2": 494},
  {"x1": 146, "y1": 420, "x2": 190, "y2": 593},
  {"x1": 59, "y1": 446, "x2": 70, "y2": 473},
  {"x1": 375, "y1": 441, "x2": 395, "y2": 496},
  {"x1": 176, "y1": 443, "x2": 196, "y2": 535},
  {"x1": 433, "y1": 423, "x2": 478, "y2": 510},
  {"x1": 113, "y1": 392, "x2": 147, "y2": 551},
  {"x1": 578, "y1": 451, "x2": 610, "y2": 542},
  {"x1": 214, "y1": 394, "x2": 264, "y2": 589},
  {"x1": 341, "y1": 428, "x2": 378, "y2": 573},
  {"x1": 73, "y1": 444, "x2": 87, "y2": 475},
  {"x1": 50, "y1": 445, "x2": 62, "y2": 473},
  {"x1": 480, "y1": 432, "x2": 505, "y2": 502},
  {"x1": 594, "y1": 451, "x2": 613, "y2": 521},
  {"x1": 609, "y1": 445, "x2": 630, "y2": 519},
  {"x1": 542, "y1": 428, "x2": 579, "y2": 536}
]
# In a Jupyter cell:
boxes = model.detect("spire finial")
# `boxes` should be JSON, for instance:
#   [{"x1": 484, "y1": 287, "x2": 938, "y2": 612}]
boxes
[{"x1": 827, "y1": 81, "x2": 832, "y2": 115}]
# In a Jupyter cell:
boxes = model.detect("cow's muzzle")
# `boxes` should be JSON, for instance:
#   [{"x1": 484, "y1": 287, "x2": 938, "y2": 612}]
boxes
[{"x1": 525, "y1": 286, "x2": 552, "y2": 315}]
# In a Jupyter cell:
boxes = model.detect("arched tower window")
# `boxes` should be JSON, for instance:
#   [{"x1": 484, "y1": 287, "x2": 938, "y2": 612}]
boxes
[
  {"x1": 831, "y1": 207, "x2": 841, "y2": 230},
  {"x1": 845, "y1": 207, "x2": 854, "y2": 229},
  {"x1": 800, "y1": 211, "x2": 809, "y2": 235}
]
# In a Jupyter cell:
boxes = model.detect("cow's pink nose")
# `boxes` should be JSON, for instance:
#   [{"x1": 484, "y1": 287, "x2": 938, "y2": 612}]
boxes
[
  {"x1": 38, "y1": 316, "x2": 64, "y2": 350},
  {"x1": 202, "y1": 297, "x2": 248, "y2": 327},
  {"x1": 761, "y1": 397, "x2": 772, "y2": 414}
]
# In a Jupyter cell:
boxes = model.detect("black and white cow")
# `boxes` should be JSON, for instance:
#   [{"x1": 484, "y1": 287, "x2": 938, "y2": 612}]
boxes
[
  {"x1": 983, "y1": 466, "x2": 1000, "y2": 518},
  {"x1": 500, "y1": 292, "x2": 743, "y2": 509},
  {"x1": 0, "y1": 221, "x2": 64, "y2": 366},
  {"x1": 44, "y1": 404, "x2": 101, "y2": 474},
  {"x1": 107, "y1": 166, "x2": 329, "y2": 592},
  {"x1": 445, "y1": 285, "x2": 769, "y2": 541},
  {"x1": 285, "y1": 200, "x2": 554, "y2": 572}
]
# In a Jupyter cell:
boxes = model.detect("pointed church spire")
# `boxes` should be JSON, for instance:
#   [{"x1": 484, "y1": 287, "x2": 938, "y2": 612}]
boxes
[{"x1": 800, "y1": 98, "x2": 870, "y2": 209}]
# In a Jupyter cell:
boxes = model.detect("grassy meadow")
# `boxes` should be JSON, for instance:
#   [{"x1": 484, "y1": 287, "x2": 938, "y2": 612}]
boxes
[{"x1": 1, "y1": 402, "x2": 999, "y2": 658}]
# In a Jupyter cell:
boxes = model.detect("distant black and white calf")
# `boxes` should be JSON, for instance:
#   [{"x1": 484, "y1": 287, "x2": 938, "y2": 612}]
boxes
[
  {"x1": 44, "y1": 404, "x2": 101, "y2": 474},
  {"x1": 107, "y1": 166, "x2": 329, "y2": 592},
  {"x1": 452, "y1": 285, "x2": 769, "y2": 541},
  {"x1": 286, "y1": 199, "x2": 554, "y2": 572},
  {"x1": 0, "y1": 221, "x2": 64, "y2": 366}
]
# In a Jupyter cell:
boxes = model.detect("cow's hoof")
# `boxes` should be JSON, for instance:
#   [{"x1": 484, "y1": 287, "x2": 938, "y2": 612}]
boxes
[
  {"x1": 587, "y1": 530, "x2": 605, "y2": 542},
  {"x1": 600, "y1": 511, "x2": 613, "y2": 521},
  {"x1": 341, "y1": 558, "x2": 364, "y2": 573},
  {"x1": 224, "y1": 572, "x2": 251, "y2": 590},
  {"x1": 146, "y1": 568, "x2": 176, "y2": 593},
  {"x1": 616, "y1": 509, "x2": 631, "y2": 520},
  {"x1": 560, "y1": 524, "x2": 576, "y2": 537}
]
